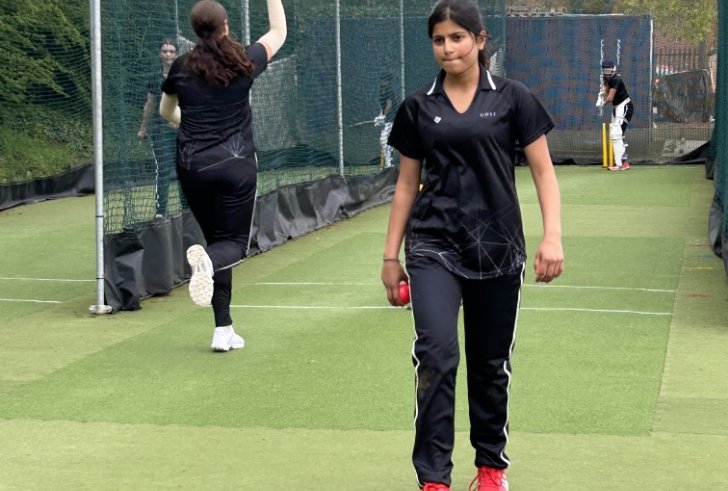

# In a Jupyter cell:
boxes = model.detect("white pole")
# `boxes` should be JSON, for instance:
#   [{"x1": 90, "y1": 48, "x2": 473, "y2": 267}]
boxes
[
  {"x1": 399, "y1": 0, "x2": 406, "y2": 102},
  {"x1": 244, "y1": 0, "x2": 250, "y2": 45},
  {"x1": 174, "y1": 0, "x2": 180, "y2": 39},
  {"x1": 335, "y1": 0, "x2": 344, "y2": 176},
  {"x1": 649, "y1": 19, "x2": 654, "y2": 125},
  {"x1": 89, "y1": 0, "x2": 111, "y2": 315}
]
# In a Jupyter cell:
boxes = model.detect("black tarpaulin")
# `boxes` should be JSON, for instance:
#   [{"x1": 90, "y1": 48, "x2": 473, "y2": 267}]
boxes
[
  {"x1": 103, "y1": 168, "x2": 397, "y2": 312},
  {"x1": 0, "y1": 164, "x2": 95, "y2": 211}
]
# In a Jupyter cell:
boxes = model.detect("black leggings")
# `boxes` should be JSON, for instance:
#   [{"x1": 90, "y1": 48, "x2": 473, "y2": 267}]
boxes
[
  {"x1": 177, "y1": 142, "x2": 257, "y2": 327},
  {"x1": 151, "y1": 123, "x2": 177, "y2": 216},
  {"x1": 406, "y1": 254, "x2": 524, "y2": 487}
]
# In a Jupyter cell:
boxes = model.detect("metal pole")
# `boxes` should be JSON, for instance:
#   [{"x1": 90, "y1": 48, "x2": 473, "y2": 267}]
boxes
[
  {"x1": 89, "y1": 0, "x2": 111, "y2": 315},
  {"x1": 174, "y1": 0, "x2": 180, "y2": 39},
  {"x1": 244, "y1": 0, "x2": 250, "y2": 45},
  {"x1": 649, "y1": 18, "x2": 654, "y2": 127},
  {"x1": 400, "y1": 0, "x2": 406, "y2": 102},
  {"x1": 335, "y1": 0, "x2": 344, "y2": 176}
]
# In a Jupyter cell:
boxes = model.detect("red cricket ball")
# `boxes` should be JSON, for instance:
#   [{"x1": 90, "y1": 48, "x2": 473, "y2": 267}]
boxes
[{"x1": 399, "y1": 281, "x2": 411, "y2": 305}]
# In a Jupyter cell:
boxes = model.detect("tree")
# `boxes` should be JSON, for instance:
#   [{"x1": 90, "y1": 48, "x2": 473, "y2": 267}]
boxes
[
  {"x1": 0, "y1": 0, "x2": 92, "y2": 181},
  {"x1": 622, "y1": 0, "x2": 717, "y2": 43},
  {"x1": 0, "y1": 0, "x2": 90, "y2": 112},
  {"x1": 567, "y1": 0, "x2": 620, "y2": 14}
]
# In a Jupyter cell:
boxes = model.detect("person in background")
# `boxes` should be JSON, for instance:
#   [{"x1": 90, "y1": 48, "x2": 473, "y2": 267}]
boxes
[
  {"x1": 159, "y1": 0, "x2": 286, "y2": 352},
  {"x1": 596, "y1": 59, "x2": 634, "y2": 171},
  {"x1": 375, "y1": 73, "x2": 397, "y2": 168},
  {"x1": 380, "y1": 0, "x2": 564, "y2": 489},
  {"x1": 138, "y1": 38, "x2": 178, "y2": 217}
]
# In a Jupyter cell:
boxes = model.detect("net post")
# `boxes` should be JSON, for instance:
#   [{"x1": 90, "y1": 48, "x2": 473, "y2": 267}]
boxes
[
  {"x1": 399, "y1": 0, "x2": 406, "y2": 103},
  {"x1": 88, "y1": 0, "x2": 111, "y2": 316},
  {"x1": 335, "y1": 0, "x2": 344, "y2": 176},
  {"x1": 243, "y1": 0, "x2": 250, "y2": 45},
  {"x1": 602, "y1": 123, "x2": 607, "y2": 167}
]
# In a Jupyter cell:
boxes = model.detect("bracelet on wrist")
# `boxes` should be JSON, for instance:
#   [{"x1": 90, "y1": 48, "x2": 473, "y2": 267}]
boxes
[{"x1": 382, "y1": 257, "x2": 401, "y2": 263}]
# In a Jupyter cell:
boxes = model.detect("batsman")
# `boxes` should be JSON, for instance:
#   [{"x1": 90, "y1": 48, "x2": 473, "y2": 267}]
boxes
[{"x1": 596, "y1": 59, "x2": 634, "y2": 170}]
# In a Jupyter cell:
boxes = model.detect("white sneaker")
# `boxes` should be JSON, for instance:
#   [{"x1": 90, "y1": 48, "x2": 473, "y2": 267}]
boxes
[
  {"x1": 211, "y1": 326, "x2": 245, "y2": 352},
  {"x1": 186, "y1": 244, "x2": 214, "y2": 306}
]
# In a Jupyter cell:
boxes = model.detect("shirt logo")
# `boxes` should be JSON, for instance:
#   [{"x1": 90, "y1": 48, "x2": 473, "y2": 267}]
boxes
[
  {"x1": 434, "y1": 116, "x2": 442, "y2": 123},
  {"x1": 480, "y1": 112, "x2": 497, "y2": 118}
]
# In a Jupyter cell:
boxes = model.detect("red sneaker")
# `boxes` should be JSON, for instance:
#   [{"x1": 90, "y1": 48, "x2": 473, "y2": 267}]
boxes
[
  {"x1": 621, "y1": 161, "x2": 631, "y2": 170},
  {"x1": 423, "y1": 483, "x2": 451, "y2": 491},
  {"x1": 469, "y1": 466, "x2": 509, "y2": 491}
]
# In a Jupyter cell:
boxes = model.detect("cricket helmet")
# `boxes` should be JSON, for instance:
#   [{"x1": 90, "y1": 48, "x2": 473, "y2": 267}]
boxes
[{"x1": 601, "y1": 59, "x2": 617, "y2": 77}]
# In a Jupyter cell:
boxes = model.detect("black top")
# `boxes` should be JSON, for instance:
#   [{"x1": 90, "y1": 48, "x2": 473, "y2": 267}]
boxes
[
  {"x1": 604, "y1": 74, "x2": 630, "y2": 106},
  {"x1": 161, "y1": 43, "x2": 268, "y2": 155},
  {"x1": 146, "y1": 70, "x2": 173, "y2": 132},
  {"x1": 388, "y1": 68, "x2": 554, "y2": 279}
]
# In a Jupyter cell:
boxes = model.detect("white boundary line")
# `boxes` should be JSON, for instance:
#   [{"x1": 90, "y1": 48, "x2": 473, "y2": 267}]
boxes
[
  {"x1": 0, "y1": 298, "x2": 63, "y2": 304},
  {"x1": 0, "y1": 296, "x2": 673, "y2": 315},
  {"x1": 230, "y1": 304, "x2": 672, "y2": 316},
  {"x1": 0, "y1": 277, "x2": 675, "y2": 293},
  {"x1": 0, "y1": 276, "x2": 94, "y2": 283},
  {"x1": 0, "y1": 277, "x2": 91, "y2": 304},
  {"x1": 524, "y1": 284, "x2": 675, "y2": 293},
  {"x1": 0, "y1": 279, "x2": 675, "y2": 313},
  {"x1": 241, "y1": 281, "x2": 676, "y2": 293}
]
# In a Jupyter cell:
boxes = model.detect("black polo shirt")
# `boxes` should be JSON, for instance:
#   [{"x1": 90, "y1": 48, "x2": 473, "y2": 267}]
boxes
[
  {"x1": 161, "y1": 43, "x2": 268, "y2": 153},
  {"x1": 388, "y1": 67, "x2": 554, "y2": 279},
  {"x1": 604, "y1": 74, "x2": 630, "y2": 106}
]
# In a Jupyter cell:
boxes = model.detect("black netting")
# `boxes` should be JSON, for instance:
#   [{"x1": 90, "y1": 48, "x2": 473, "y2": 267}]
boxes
[
  {"x1": 99, "y1": 0, "x2": 506, "y2": 234},
  {"x1": 2, "y1": 1, "x2": 717, "y2": 207},
  {"x1": 2, "y1": 1, "x2": 723, "y2": 279},
  {"x1": 712, "y1": 0, "x2": 728, "y2": 273}
]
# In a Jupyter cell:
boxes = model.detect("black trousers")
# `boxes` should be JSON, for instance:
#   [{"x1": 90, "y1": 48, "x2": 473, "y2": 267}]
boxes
[
  {"x1": 406, "y1": 254, "x2": 524, "y2": 486},
  {"x1": 151, "y1": 123, "x2": 177, "y2": 216},
  {"x1": 614, "y1": 100, "x2": 634, "y2": 134},
  {"x1": 176, "y1": 140, "x2": 257, "y2": 328}
]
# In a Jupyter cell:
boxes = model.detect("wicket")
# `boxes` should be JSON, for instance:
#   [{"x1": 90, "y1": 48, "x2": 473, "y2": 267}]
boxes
[{"x1": 601, "y1": 122, "x2": 614, "y2": 168}]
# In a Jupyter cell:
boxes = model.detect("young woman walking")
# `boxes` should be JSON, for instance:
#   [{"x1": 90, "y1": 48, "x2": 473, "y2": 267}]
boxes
[{"x1": 381, "y1": 1, "x2": 564, "y2": 489}]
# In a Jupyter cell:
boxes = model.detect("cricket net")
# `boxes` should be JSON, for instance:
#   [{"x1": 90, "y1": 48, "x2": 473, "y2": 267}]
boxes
[
  {"x1": 2, "y1": 1, "x2": 724, "y2": 303},
  {"x1": 709, "y1": 0, "x2": 728, "y2": 275}
]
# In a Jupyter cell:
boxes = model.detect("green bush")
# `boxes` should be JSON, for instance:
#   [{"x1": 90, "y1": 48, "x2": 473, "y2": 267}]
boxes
[
  {"x1": 0, "y1": 0, "x2": 91, "y2": 184},
  {"x1": 0, "y1": 106, "x2": 92, "y2": 184}
]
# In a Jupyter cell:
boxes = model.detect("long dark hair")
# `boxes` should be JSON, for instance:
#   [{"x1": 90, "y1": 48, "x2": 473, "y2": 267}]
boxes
[
  {"x1": 428, "y1": 0, "x2": 489, "y2": 68},
  {"x1": 185, "y1": 0, "x2": 253, "y2": 85},
  {"x1": 159, "y1": 37, "x2": 177, "y2": 51}
]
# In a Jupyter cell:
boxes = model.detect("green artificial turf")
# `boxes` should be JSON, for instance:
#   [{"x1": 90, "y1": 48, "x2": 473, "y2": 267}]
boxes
[{"x1": 1, "y1": 165, "x2": 727, "y2": 490}]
